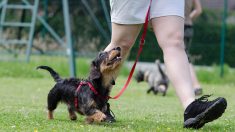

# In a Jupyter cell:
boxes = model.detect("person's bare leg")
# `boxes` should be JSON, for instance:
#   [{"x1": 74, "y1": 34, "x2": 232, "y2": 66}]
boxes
[
  {"x1": 105, "y1": 23, "x2": 142, "y2": 58},
  {"x1": 151, "y1": 16, "x2": 195, "y2": 109},
  {"x1": 189, "y1": 63, "x2": 201, "y2": 89},
  {"x1": 104, "y1": 23, "x2": 142, "y2": 79}
]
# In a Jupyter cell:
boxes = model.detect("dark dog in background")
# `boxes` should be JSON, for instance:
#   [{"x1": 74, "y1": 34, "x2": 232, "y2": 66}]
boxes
[
  {"x1": 37, "y1": 47, "x2": 122, "y2": 124},
  {"x1": 135, "y1": 60, "x2": 169, "y2": 96}
]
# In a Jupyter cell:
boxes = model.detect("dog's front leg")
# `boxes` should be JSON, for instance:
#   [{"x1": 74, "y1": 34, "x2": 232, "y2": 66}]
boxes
[
  {"x1": 48, "y1": 110, "x2": 54, "y2": 120},
  {"x1": 67, "y1": 105, "x2": 77, "y2": 120}
]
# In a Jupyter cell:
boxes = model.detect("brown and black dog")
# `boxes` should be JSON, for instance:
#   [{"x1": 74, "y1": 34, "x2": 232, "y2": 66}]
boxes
[{"x1": 37, "y1": 47, "x2": 122, "y2": 124}]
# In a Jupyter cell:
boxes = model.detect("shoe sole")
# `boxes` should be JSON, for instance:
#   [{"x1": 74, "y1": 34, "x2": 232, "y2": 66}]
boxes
[{"x1": 184, "y1": 97, "x2": 227, "y2": 129}]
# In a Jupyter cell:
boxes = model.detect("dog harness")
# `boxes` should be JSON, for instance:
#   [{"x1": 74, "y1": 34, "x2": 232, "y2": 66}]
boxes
[{"x1": 74, "y1": 81, "x2": 108, "y2": 108}]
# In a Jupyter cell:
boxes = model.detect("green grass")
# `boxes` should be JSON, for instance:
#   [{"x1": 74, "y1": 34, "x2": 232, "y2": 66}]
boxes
[
  {"x1": 0, "y1": 56, "x2": 130, "y2": 79},
  {"x1": 0, "y1": 56, "x2": 91, "y2": 78},
  {"x1": 0, "y1": 56, "x2": 235, "y2": 131},
  {"x1": 197, "y1": 64, "x2": 235, "y2": 84}
]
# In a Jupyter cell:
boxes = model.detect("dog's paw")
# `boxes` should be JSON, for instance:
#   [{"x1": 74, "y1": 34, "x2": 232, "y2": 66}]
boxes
[
  {"x1": 94, "y1": 112, "x2": 106, "y2": 122},
  {"x1": 85, "y1": 111, "x2": 107, "y2": 124},
  {"x1": 85, "y1": 117, "x2": 94, "y2": 124},
  {"x1": 48, "y1": 111, "x2": 54, "y2": 120},
  {"x1": 68, "y1": 110, "x2": 77, "y2": 120},
  {"x1": 70, "y1": 114, "x2": 77, "y2": 120}
]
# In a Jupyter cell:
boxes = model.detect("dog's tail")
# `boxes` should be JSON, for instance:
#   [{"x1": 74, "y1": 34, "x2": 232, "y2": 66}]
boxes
[
  {"x1": 37, "y1": 66, "x2": 62, "y2": 82},
  {"x1": 156, "y1": 60, "x2": 168, "y2": 80}
]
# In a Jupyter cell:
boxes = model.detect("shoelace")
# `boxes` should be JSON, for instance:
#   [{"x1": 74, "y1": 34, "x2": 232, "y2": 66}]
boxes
[
  {"x1": 196, "y1": 94, "x2": 212, "y2": 102},
  {"x1": 109, "y1": 109, "x2": 115, "y2": 118},
  {"x1": 106, "y1": 103, "x2": 115, "y2": 118}
]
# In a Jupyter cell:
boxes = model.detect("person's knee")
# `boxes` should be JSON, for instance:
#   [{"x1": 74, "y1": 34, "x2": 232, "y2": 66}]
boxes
[{"x1": 158, "y1": 31, "x2": 185, "y2": 52}]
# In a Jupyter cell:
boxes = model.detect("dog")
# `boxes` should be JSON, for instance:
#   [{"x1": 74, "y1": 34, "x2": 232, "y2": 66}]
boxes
[
  {"x1": 135, "y1": 60, "x2": 169, "y2": 96},
  {"x1": 37, "y1": 47, "x2": 122, "y2": 124}
]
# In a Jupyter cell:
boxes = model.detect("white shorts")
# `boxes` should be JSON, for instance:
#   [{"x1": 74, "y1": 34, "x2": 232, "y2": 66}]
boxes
[{"x1": 110, "y1": 0, "x2": 184, "y2": 24}]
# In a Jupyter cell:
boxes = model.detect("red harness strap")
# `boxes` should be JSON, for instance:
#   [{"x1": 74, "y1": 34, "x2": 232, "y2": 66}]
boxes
[
  {"x1": 86, "y1": 81, "x2": 108, "y2": 100},
  {"x1": 74, "y1": 81, "x2": 85, "y2": 108},
  {"x1": 74, "y1": 81, "x2": 108, "y2": 108},
  {"x1": 108, "y1": 0, "x2": 152, "y2": 99}
]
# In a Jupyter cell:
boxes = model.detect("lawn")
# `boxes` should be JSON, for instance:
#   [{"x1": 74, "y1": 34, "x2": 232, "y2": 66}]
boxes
[{"x1": 0, "y1": 56, "x2": 234, "y2": 131}]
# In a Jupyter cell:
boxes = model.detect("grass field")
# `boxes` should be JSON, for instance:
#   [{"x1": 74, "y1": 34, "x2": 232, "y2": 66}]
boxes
[{"x1": 0, "y1": 56, "x2": 235, "y2": 131}]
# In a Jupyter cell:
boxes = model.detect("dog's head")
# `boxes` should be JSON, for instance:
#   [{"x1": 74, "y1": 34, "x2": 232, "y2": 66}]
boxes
[
  {"x1": 89, "y1": 47, "x2": 122, "y2": 84},
  {"x1": 135, "y1": 70, "x2": 145, "y2": 83}
]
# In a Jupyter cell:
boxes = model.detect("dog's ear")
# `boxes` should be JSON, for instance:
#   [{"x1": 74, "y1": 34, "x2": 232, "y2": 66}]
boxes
[{"x1": 89, "y1": 60, "x2": 101, "y2": 80}]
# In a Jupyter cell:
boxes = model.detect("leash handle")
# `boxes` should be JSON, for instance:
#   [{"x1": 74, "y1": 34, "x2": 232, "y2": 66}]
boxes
[{"x1": 109, "y1": 0, "x2": 152, "y2": 99}]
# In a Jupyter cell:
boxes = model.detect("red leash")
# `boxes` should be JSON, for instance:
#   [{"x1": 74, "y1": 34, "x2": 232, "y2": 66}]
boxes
[{"x1": 108, "y1": 0, "x2": 152, "y2": 99}]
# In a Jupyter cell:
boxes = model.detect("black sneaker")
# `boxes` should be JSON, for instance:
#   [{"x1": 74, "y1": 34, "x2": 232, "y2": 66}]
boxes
[
  {"x1": 184, "y1": 95, "x2": 227, "y2": 129},
  {"x1": 104, "y1": 103, "x2": 116, "y2": 123}
]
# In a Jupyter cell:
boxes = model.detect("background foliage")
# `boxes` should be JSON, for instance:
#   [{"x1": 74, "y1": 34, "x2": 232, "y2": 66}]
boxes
[
  {"x1": 129, "y1": 9, "x2": 235, "y2": 67},
  {"x1": 1, "y1": 1, "x2": 235, "y2": 66}
]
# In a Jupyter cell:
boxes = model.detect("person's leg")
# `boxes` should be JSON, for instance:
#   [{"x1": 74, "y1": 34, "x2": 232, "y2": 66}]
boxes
[
  {"x1": 103, "y1": 23, "x2": 142, "y2": 122},
  {"x1": 189, "y1": 63, "x2": 201, "y2": 89},
  {"x1": 152, "y1": 16, "x2": 227, "y2": 129},
  {"x1": 105, "y1": 23, "x2": 142, "y2": 57},
  {"x1": 151, "y1": 16, "x2": 195, "y2": 109},
  {"x1": 184, "y1": 32, "x2": 202, "y2": 95},
  {"x1": 104, "y1": 23, "x2": 142, "y2": 79}
]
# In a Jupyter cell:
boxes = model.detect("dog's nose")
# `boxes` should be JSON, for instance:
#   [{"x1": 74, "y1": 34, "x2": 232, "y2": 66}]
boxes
[{"x1": 115, "y1": 47, "x2": 121, "y2": 51}]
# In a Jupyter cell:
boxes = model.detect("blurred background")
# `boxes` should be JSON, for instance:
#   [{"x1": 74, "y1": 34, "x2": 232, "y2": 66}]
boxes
[{"x1": 0, "y1": 0, "x2": 234, "y2": 80}]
